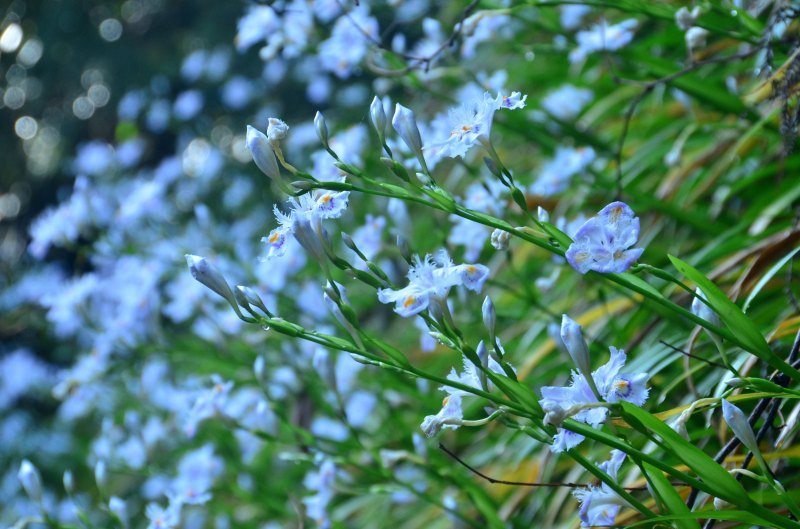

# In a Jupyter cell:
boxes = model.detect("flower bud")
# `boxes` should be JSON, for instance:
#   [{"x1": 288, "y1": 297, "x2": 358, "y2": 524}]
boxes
[
  {"x1": 246, "y1": 125, "x2": 281, "y2": 182},
  {"x1": 370, "y1": 96, "x2": 387, "y2": 145},
  {"x1": 314, "y1": 111, "x2": 329, "y2": 148},
  {"x1": 266, "y1": 117, "x2": 289, "y2": 144},
  {"x1": 560, "y1": 315, "x2": 592, "y2": 379},
  {"x1": 482, "y1": 297, "x2": 496, "y2": 338},
  {"x1": 537, "y1": 206, "x2": 550, "y2": 223},
  {"x1": 380, "y1": 157, "x2": 410, "y2": 182},
  {"x1": 392, "y1": 103, "x2": 426, "y2": 168},
  {"x1": 691, "y1": 288, "x2": 720, "y2": 326},
  {"x1": 490, "y1": 229, "x2": 510, "y2": 251},
  {"x1": 18, "y1": 459, "x2": 42, "y2": 503},
  {"x1": 721, "y1": 399, "x2": 759, "y2": 454},
  {"x1": 725, "y1": 378, "x2": 746, "y2": 388},
  {"x1": 482, "y1": 157, "x2": 500, "y2": 179},
  {"x1": 396, "y1": 235, "x2": 412, "y2": 264},
  {"x1": 341, "y1": 232, "x2": 362, "y2": 256},
  {"x1": 185, "y1": 255, "x2": 243, "y2": 318},
  {"x1": 291, "y1": 180, "x2": 315, "y2": 193},
  {"x1": 236, "y1": 285, "x2": 272, "y2": 316}
]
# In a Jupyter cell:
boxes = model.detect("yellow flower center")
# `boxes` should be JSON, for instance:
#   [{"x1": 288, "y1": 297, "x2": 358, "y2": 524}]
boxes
[{"x1": 403, "y1": 296, "x2": 416, "y2": 309}]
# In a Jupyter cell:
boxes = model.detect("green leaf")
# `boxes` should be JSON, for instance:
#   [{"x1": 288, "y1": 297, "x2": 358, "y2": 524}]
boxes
[
  {"x1": 643, "y1": 462, "x2": 701, "y2": 529},
  {"x1": 620, "y1": 402, "x2": 750, "y2": 506},
  {"x1": 624, "y1": 510, "x2": 780, "y2": 528},
  {"x1": 668, "y1": 255, "x2": 800, "y2": 380},
  {"x1": 743, "y1": 246, "x2": 800, "y2": 312}
]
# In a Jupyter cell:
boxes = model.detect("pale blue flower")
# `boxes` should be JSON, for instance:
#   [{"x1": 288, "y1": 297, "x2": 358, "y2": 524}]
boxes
[
  {"x1": 539, "y1": 347, "x2": 648, "y2": 452},
  {"x1": 318, "y1": 6, "x2": 378, "y2": 79},
  {"x1": 574, "y1": 450, "x2": 628, "y2": 527},
  {"x1": 565, "y1": 201, "x2": 644, "y2": 274},
  {"x1": 377, "y1": 250, "x2": 490, "y2": 318},
  {"x1": 262, "y1": 187, "x2": 349, "y2": 260},
  {"x1": 146, "y1": 502, "x2": 180, "y2": 529},
  {"x1": 420, "y1": 394, "x2": 463, "y2": 437}
]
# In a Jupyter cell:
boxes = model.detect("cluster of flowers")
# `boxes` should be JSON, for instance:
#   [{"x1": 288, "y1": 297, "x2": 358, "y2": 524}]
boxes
[{"x1": 6, "y1": 1, "x2": 774, "y2": 528}]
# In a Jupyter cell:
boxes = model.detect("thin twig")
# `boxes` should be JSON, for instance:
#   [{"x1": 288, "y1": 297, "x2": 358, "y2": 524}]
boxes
[
  {"x1": 439, "y1": 443, "x2": 661, "y2": 491},
  {"x1": 659, "y1": 340, "x2": 728, "y2": 369},
  {"x1": 338, "y1": 0, "x2": 480, "y2": 73}
]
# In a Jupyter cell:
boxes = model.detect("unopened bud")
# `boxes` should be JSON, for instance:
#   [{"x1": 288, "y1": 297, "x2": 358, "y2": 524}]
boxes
[
  {"x1": 476, "y1": 340, "x2": 489, "y2": 370},
  {"x1": 246, "y1": 125, "x2": 281, "y2": 182},
  {"x1": 713, "y1": 497, "x2": 729, "y2": 510},
  {"x1": 186, "y1": 255, "x2": 243, "y2": 318},
  {"x1": 725, "y1": 378, "x2": 746, "y2": 388},
  {"x1": 537, "y1": 207, "x2": 550, "y2": 223},
  {"x1": 428, "y1": 332, "x2": 456, "y2": 349},
  {"x1": 490, "y1": 229, "x2": 510, "y2": 251},
  {"x1": 482, "y1": 297, "x2": 496, "y2": 338},
  {"x1": 396, "y1": 235, "x2": 412, "y2": 264},
  {"x1": 314, "y1": 111, "x2": 329, "y2": 148},
  {"x1": 380, "y1": 157, "x2": 410, "y2": 182},
  {"x1": 18, "y1": 460, "x2": 42, "y2": 503},
  {"x1": 291, "y1": 180, "x2": 315, "y2": 192},
  {"x1": 392, "y1": 103, "x2": 427, "y2": 171},
  {"x1": 560, "y1": 315, "x2": 592, "y2": 380},
  {"x1": 691, "y1": 288, "x2": 720, "y2": 327},
  {"x1": 483, "y1": 156, "x2": 501, "y2": 178},
  {"x1": 721, "y1": 399, "x2": 759, "y2": 454},
  {"x1": 236, "y1": 285, "x2": 272, "y2": 316},
  {"x1": 266, "y1": 117, "x2": 289, "y2": 144},
  {"x1": 370, "y1": 96, "x2": 387, "y2": 145}
]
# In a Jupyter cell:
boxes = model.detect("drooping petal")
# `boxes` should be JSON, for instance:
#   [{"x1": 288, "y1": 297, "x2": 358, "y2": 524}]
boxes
[
  {"x1": 393, "y1": 291, "x2": 430, "y2": 318},
  {"x1": 551, "y1": 428, "x2": 585, "y2": 452},
  {"x1": 261, "y1": 226, "x2": 292, "y2": 259},
  {"x1": 457, "y1": 263, "x2": 490, "y2": 292}
]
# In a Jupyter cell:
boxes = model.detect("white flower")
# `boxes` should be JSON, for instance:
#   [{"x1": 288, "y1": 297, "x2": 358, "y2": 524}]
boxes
[
  {"x1": 377, "y1": 250, "x2": 490, "y2": 317},
  {"x1": 266, "y1": 117, "x2": 289, "y2": 143},
  {"x1": 421, "y1": 395, "x2": 463, "y2": 437},
  {"x1": 569, "y1": 19, "x2": 637, "y2": 63},
  {"x1": 262, "y1": 186, "x2": 350, "y2": 260}
]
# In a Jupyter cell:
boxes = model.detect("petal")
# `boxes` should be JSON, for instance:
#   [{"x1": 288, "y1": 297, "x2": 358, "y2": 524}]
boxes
[
  {"x1": 551, "y1": 428, "x2": 585, "y2": 453},
  {"x1": 394, "y1": 291, "x2": 430, "y2": 318},
  {"x1": 458, "y1": 263, "x2": 490, "y2": 292},
  {"x1": 593, "y1": 347, "x2": 627, "y2": 396}
]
